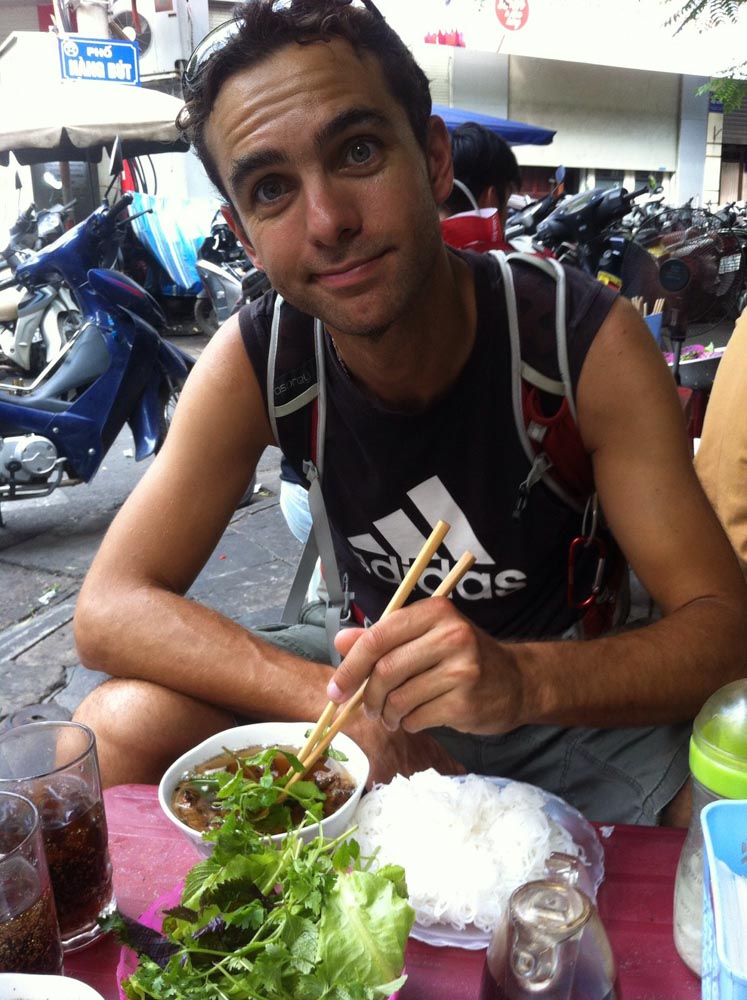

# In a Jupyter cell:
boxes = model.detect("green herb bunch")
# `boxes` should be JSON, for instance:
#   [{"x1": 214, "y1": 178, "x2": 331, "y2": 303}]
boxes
[{"x1": 113, "y1": 746, "x2": 415, "y2": 999}]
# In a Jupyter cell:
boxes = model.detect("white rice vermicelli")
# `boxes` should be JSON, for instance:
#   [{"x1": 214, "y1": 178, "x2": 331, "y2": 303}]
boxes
[{"x1": 353, "y1": 769, "x2": 583, "y2": 934}]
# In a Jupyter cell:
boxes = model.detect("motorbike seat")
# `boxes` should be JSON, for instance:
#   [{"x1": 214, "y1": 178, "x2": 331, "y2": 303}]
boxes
[{"x1": 0, "y1": 323, "x2": 110, "y2": 411}]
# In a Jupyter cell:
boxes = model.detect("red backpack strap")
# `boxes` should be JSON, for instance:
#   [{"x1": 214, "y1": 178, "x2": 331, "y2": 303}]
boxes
[
  {"x1": 490, "y1": 250, "x2": 587, "y2": 514},
  {"x1": 490, "y1": 250, "x2": 629, "y2": 636}
]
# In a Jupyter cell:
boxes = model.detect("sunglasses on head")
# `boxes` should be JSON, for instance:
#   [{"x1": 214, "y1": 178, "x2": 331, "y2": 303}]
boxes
[{"x1": 182, "y1": 0, "x2": 383, "y2": 98}]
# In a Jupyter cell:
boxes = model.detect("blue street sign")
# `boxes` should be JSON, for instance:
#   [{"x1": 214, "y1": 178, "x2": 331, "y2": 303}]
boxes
[{"x1": 58, "y1": 36, "x2": 140, "y2": 86}]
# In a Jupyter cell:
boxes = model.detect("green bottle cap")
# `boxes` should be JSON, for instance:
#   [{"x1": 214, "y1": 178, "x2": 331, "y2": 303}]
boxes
[{"x1": 689, "y1": 679, "x2": 747, "y2": 798}]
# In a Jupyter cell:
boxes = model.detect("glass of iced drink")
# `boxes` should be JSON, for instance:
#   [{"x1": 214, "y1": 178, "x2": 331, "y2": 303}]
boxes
[
  {"x1": 0, "y1": 721, "x2": 114, "y2": 952},
  {"x1": 0, "y1": 790, "x2": 64, "y2": 973}
]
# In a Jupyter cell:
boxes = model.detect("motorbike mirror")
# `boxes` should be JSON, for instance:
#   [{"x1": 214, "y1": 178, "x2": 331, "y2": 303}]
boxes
[
  {"x1": 104, "y1": 137, "x2": 125, "y2": 202},
  {"x1": 14, "y1": 170, "x2": 22, "y2": 191},
  {"x1": 43, "y1": 170, "x2": 63, "y2": 191},
  {"x1": 555, "y1": 166, "x2": 566, "y2": 184},
  {"x1": 107, "y1": 136, "x2": 124, "y2": 178}
]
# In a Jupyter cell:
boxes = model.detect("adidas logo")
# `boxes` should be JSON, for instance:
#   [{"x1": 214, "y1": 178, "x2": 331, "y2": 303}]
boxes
[{"x1": 347, "y1": 476, "x2": 527, "y2": 601}]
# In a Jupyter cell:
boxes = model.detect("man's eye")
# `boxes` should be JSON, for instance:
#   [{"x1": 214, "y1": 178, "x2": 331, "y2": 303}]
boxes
[
  {"x1": 346, "y1": 140, "x2": 376, "y2": 166},
  {"x1": 254, "y1": 177, "x2": 286, "y2": 205}
]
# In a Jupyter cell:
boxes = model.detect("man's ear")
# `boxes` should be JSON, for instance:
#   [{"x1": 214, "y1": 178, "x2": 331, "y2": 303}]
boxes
[
  {"x1": 219, "y1": 204, "x2": 264, "y2": 271},
  {"x1": 425, "y1": 115, "x2": 454, "y2": 207}
]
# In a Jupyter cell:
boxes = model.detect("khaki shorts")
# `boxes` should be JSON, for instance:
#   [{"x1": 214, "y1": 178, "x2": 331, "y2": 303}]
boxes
[{"x1": 245, "y1": 607, "x2": 690, "y2": 826}]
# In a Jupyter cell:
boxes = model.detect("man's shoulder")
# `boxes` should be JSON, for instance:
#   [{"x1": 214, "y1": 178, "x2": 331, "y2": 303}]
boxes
[{"x1": 238, "y1": 287, "x2": 316, "y2": 349}]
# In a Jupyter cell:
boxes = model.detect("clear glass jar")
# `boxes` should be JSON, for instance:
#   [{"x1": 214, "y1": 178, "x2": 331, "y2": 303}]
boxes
[
  {"x1": 672, "y1": 777, "x2": 721, "y2": 974},
  {"x1": 672, "y1": 679, "x2": 747, "y2": 976}
]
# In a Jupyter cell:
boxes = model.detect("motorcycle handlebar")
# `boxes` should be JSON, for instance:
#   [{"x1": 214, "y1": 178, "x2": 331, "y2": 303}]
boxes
[
  {"x1": 0, "y1": 273, "x2": 18, "y2": 292},
  {"x1": 107, "y1": 193, "x2": 134, "y2": 222}
]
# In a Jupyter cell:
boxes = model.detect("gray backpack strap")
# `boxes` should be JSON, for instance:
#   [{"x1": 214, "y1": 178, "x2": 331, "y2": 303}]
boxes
[
  {"x1": 266, "y1": 295, "x2": 320, "y2": 446},
  {"x1": 274, "y1": 313, "x2": 351, "y2": 663},
  {"x1": 490, "y1": 249, "x2": 585, "y2": 515},
  {"x1": 306, "y1": 462, "x2": 354, "y2": 665}
]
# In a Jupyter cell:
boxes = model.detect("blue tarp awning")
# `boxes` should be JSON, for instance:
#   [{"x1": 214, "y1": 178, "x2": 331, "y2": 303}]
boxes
[{"x1": 433, "y1": 104, "x2": 555, "y2": 146}]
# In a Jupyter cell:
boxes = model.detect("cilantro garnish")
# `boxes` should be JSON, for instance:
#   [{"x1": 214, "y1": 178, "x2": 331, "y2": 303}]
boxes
[{"x1": 113, "y1": 751, "x2": 414, "y2": 999}]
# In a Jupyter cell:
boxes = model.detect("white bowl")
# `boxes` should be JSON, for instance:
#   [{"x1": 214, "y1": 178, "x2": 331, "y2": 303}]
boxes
[
  {"x1": 0, "y1": 975, "x2": 104, "y2": 1000},
  {"x1": 158, "y1": 721, "x2": 369, "y2": 858}
]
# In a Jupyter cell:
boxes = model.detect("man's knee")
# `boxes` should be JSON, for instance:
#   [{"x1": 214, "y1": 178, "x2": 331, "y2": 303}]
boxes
[
  {"x1": 73, "y1": 678, "x2": 237, "y2": 787},
  {"x1": 73, "y1": 677, "x2": 151, "y2": 734}
]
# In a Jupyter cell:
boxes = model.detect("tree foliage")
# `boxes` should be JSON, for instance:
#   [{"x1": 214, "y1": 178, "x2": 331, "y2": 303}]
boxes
[
  {"x1": 667, "y1": 0, "x2": 745, "y2": 30},
  {"x1": 667, "y1": 0, "x2": 747, "y2": 112}
]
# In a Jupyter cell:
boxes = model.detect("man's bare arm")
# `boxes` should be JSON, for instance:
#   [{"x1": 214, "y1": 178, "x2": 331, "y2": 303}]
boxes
[
  {"x1": 74, "y1": 318, "x2": 335, "y2": 719},
  {"x1": 329, "y1": 298, "x2": 747, "y2": 733},
  {"x1": 73, "y1": 318, "x2": 462, "y2": 782}
]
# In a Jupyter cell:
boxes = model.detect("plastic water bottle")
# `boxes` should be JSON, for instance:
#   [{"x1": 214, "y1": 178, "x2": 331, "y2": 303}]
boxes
[{"x1": 673, "y1": 680, "x2": 747, "y2": 975}]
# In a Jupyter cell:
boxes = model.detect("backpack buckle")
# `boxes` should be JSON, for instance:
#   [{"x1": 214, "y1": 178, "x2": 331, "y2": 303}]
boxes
[
  {"x1": 513, "y1": 452, "x2": 553, "y2": 521},
  {"x1": 341, "y1": 573, "x2": 354, "y2": 623}
]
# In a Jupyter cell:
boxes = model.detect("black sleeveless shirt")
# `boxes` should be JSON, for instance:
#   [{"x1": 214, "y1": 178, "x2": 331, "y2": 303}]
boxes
[{"x1": 240, "y1": 250, "x2": 617, "y2": 640}]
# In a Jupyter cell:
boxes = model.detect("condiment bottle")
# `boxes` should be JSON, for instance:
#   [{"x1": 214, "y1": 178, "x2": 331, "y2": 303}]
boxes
[
  {"x1": 673, "y1": 679, "x2": 747, "y2": 975},
  {"x1": 479, "y1": 853, "x2": 617, "y2": 999}
]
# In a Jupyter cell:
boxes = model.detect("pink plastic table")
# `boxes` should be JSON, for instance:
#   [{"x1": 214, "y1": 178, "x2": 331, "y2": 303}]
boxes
[{"x1": 64, "y1": 784, "x2": 701, "y2": 999}]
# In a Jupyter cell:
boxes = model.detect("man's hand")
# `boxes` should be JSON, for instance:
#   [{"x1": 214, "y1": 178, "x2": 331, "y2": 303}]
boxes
[
  {"x1": 328, "y1": 597, "x2": 523, "y2": 737},
  {"x1": 343, "y1": 708, "x2": 466, "y2": 786}
]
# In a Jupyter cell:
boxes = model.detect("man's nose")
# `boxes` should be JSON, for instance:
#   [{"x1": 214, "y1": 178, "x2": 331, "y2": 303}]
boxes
[{"x1": 304, "y1": 178, "x2": 362, "y2": 246}]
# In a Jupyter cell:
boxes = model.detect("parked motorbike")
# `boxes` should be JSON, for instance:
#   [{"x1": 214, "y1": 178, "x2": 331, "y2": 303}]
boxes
[
  {"x1": 0, "y1": 192, "x2": 194, "y2": 514},
  {"x1": 194, "y1": 211, "x2": 272, "y2": 336},
  {"x1": 193, "y1": 211, "x2": 254, "y2": 336},
  {"x1": 504, "y1": 166, "x2": 568, "y2": 250},
  {"x1": 0, "y1": 199, "x2": 81, "y2": 376},
  {"x1": 534, "y1": 183, "x2": 652, "y2": 284}
]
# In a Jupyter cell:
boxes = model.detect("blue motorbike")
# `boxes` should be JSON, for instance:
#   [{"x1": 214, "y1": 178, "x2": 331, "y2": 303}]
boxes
[{"x1": 0, "y1": 192, "x2": 194, "y2": 517}]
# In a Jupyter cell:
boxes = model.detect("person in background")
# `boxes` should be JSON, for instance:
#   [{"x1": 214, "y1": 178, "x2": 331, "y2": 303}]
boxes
[
  {"x1": 694, "y1": 306, "x2": 747, "y2": 577},
  {"x1": 440, "y1": 122, "x2": 522, "y2": 253},
  {"x1": 279, "y1": 455, "x2": 324, "y2": 601},
  {"x1": 71, "y1": 0, "x2": 747, "y2": 828}
]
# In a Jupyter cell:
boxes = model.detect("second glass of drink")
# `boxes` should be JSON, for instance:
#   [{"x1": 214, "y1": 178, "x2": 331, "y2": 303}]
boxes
[
  {"x1": 0, "y1": 790, "x2": 63, "y2": 973},
  {"x1": 0, "y1": 721, "x2": 115, "y2": 952}
]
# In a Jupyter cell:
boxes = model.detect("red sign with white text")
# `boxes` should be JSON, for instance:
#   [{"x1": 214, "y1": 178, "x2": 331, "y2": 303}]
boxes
[{"x1": 495, "y1": 0, "x2": 529, "y2": 31}]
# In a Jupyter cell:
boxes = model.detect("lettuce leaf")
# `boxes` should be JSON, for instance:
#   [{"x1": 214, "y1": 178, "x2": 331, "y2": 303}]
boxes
[{"x1": 317, "y1": 869, "x2": 415, "y2": 995}]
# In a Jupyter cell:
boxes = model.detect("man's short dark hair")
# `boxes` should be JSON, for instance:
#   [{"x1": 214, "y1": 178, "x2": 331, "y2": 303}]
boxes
[
  {"x1": 177, "y1": 0, "x2": 433, "y2": 204},
  {"x1": 442, "y1": 122, "x2": 521, "y2": 215}
]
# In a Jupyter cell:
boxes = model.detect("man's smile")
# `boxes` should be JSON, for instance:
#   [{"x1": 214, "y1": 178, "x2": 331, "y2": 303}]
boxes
[{"x1": 312, "y1": 249, "x2": 391, "y2": 289}]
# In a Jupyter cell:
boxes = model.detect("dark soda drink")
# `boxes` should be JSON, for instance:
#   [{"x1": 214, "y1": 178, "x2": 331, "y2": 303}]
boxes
[
  {"x1": 479, "y1": 959, "x2": 618, "y2": 999},
  {"x1": 35, "y1": 779, "x2": 113, "y2": 942},
  {"x1": 0, "y1": 860, "x2": 63, "y2": 973}
]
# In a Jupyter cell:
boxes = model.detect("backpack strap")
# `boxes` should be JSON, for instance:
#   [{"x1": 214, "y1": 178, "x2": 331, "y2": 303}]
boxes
[
  {"x1": 268, "y1": 298, "x2": 352, "y2": 661},
  {"x1": 490, "y1": 249, "x2": 586, "y2": 516},
  {"x1": 491, "y1": 250, "x2": 630, "y2": 635}
]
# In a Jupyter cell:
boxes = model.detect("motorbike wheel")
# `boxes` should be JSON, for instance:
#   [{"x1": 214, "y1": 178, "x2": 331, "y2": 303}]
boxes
[
  {"x1": 155, "y1": 376, "x2": 186, "y2": 452},
  {"x1": 194, "y1": 296, "x2": 219, "y2": 337}
]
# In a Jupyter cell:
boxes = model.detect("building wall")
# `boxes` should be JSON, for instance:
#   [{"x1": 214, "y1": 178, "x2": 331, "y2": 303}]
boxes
[
  {"x1": 0, "y1": 2, "x2": 40, "y2": 41},
  {"x1": 507, "y1": 56, "x2": 681, "y2": 174},
  {"x1": 408, "y1": 42, "x2": 714, "y2": 203}
]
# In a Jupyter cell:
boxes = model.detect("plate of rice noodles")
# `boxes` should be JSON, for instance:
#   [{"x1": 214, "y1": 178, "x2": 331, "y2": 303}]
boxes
[{"x1": 353, "y1": 770, "x2": 604, "y2": 950}]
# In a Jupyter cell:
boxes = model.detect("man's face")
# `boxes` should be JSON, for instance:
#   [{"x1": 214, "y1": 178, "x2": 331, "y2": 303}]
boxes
[{"x1": 205, "y1": 38, "x2": 452, "y2": 340}]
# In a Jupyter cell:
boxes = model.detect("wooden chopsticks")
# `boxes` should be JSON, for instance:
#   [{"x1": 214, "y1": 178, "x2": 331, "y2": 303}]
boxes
[
  {"x1": 296, "y1": 518, "x2": 449, "y2": 765},
  {"x1": 631, "y1": 295, "x2": 666, "y2": 317},
  {"x1": 283, "y1": 522, "x2": 475, "y2": 795}
]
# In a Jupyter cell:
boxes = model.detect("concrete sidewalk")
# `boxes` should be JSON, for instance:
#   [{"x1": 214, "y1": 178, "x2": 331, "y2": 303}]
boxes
[{"x1": 0, "y1": 328, "x2": 302, "y2": 729}]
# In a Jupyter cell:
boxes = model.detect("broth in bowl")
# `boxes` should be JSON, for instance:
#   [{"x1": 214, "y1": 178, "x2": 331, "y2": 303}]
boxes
[
  {"x1": 158, "y1": 722, "x2": 369, "y2": 857},
  {"x1": 171, "y1": 743, "x2": 356, "y2": 835}
]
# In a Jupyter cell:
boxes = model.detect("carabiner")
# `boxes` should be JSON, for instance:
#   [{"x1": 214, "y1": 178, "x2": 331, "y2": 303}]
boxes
[{"x1": 567, "y1": 533, "x2": 608, "y2": 609}]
